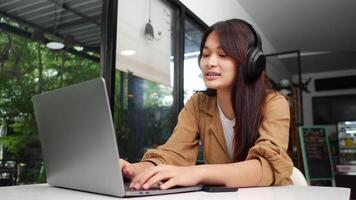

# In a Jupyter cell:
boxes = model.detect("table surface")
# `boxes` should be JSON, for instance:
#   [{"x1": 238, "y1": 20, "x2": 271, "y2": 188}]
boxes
[{"x1": 0, "y1": 184, "x2": 350, "y2": 200}]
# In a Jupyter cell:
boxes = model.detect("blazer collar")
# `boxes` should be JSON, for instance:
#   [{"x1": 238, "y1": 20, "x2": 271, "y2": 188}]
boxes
[{"x1": 199, "y1": 94, "x2": 218, "y2": 117}]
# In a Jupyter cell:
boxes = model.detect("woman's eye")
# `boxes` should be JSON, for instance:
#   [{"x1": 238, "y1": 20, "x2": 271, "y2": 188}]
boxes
[
  {"x1": 202, "y1": 54, "x2": 209, "y2": 57},
  {"x1": 219, "y1": 54, "x2": 227, "y2": 57}
]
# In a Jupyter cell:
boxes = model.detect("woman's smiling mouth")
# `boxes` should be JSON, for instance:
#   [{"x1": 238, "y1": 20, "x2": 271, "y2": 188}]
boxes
[{"x1": 206, "y1": 72, "x2": 221, "y2": 80}]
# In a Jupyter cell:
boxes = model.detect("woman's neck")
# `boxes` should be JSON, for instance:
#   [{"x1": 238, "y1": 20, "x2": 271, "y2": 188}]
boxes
[{"x1": 217, "y1": 88, "x2": 235, "y2": 120}]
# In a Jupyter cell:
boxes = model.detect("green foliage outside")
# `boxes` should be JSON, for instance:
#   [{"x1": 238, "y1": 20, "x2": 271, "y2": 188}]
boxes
[
  {"x1": 113, "y1": 72, "x2": 174, "y2": 159},
  {"x1": 0, "y1": 18, "x2": 99, "y2": 183},
  {"x1": 142, "y1": 80, "x2": 173, "y2": 146}
]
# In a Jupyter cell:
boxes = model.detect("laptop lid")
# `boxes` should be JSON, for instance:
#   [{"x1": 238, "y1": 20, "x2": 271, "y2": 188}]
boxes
[
  {"x1": 32, "y1": 78, "x2": 126, "y2": 197},
  {"x1": 32, "y1": 78, "x2": 203, "y2": 197}
]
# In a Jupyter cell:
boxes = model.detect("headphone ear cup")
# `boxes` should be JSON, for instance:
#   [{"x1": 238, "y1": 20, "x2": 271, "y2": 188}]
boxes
[{"x1": 246, "y1": 48, "x2": 266, "y2": 81}]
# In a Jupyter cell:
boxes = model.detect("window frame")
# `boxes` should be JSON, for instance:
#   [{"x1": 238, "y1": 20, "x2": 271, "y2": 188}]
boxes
[{"x1": 100, "y1": 0, "x2": 208, "y2": 121}]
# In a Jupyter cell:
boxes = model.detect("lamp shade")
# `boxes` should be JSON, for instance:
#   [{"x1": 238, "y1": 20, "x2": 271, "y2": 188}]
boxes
[
  {"x1": 144, "y1": 20, "x2": 154, "y2": 40},
  {"x1": 46, "y1": 41, "x2": 64, "y2": 50}
]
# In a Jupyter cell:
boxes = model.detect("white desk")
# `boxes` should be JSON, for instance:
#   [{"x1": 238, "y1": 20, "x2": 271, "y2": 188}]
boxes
[{"x1": 0, "y1": 184, "x2": 350, "y2": 200}]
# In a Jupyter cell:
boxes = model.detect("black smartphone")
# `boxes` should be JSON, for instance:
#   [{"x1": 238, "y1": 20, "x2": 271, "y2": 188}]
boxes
[{"x1": 203, "y1": 185, "x2": 239, "y2": 192}]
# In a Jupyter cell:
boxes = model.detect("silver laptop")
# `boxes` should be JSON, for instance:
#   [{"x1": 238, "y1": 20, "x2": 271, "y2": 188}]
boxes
[{"x1": 32, "y1": 78, "x2": 202, "y2": 197}]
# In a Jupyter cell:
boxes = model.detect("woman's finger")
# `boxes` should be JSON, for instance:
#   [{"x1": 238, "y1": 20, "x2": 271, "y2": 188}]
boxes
[
  {"x1": 130, "y1": 166, "x2": 161, "y2": 189},
  {"x1": 142, "y1": 172, "x2": 170, "y2": 189},
  {"x1": 160, "y1": 178, "x2": 176, "y2": 190},
  {"x1": 119, "y1": 159, "x2": 132, "y2": 177},
  {"x1": 119, "y1": 159, "x2": 129, "y2": 170},
  {"x1": 122, "y1": 166, "x2": 132, "y2": 177}
]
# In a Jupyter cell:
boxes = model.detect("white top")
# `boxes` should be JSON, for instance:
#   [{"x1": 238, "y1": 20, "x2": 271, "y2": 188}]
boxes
[
  {"x1": 0, "y1": 184, "x2": 350, "y2": 200},
  {"x1": 218, "y1": 102, "x2": 235, "y2": 159}
]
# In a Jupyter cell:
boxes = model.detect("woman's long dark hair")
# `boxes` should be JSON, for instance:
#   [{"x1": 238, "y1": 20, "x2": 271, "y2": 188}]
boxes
[{"x1": 198, "y1": 19, "x2": 273, "y2": 162}]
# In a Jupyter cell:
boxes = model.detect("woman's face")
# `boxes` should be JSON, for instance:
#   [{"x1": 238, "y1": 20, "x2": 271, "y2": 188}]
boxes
[{"x1": 200, "y1": 31, "x2": 237, "y2": 91}]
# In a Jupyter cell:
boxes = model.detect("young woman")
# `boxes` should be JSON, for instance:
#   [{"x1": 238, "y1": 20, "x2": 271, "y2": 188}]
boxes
[{"x1": 120, "y1": 19, "x2": 293, "y2": 190}]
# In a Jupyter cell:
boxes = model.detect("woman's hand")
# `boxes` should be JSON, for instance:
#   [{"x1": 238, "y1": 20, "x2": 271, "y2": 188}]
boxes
[
  {"x1": 119, "y1": 159, "x2": 155, "y2": 179},
  {"x1": 130, "y1": 165, "x2": 203, "y2": 190}
]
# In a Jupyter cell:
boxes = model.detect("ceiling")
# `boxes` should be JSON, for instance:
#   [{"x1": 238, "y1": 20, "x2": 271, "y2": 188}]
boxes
[
  {"x1": 0, "y1": 0, "x2": 102, "y2": 62},
  {"x1": 237, "y1": 0, "x2": 356, "y2": 75}
]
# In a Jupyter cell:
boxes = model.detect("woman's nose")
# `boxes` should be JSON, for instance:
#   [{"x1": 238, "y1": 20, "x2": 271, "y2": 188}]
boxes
[{"x1": 207, "y1": 54, "x2": 218, "y2": 67}]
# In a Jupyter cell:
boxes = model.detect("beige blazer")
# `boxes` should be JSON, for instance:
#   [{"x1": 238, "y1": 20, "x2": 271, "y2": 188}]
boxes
[{"x1": 142, "y1": 92, "x2": 293, "y2": 186}]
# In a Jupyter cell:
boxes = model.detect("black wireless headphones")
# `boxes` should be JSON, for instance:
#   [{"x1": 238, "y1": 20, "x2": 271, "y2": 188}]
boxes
[{"x1": 241, "y1": 20, "x2": 266, "y2": 81}]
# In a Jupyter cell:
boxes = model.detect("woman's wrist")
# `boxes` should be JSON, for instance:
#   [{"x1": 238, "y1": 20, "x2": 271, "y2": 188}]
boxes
[
  {"x1": 193, "y1": 165, "x2": 208, "y2": 184},
  {"x1": 193, "y1": 164, "x2": 229, "y2": 186}
]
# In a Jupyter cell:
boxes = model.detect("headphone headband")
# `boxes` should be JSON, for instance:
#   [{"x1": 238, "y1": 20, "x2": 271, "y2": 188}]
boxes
[{"x1": 242, "y1": 20, "x2": 263, "y2": 50}]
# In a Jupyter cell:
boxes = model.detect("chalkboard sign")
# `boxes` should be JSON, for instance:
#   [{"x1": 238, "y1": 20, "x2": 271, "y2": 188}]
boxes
[{"x1": 299, "y1": 126, "x2": 335, "y2": 185}]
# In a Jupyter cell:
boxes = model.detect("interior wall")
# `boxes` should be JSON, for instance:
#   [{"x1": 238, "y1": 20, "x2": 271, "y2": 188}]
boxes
[
  {"x1": 293, "y1": 69, "x2": 356, "y2": 126},
  {"x1": 116, "y1": 0, "x2": 172, "y2": 86},
  {"x1": 266, "y1": 56, "x2": 293, "y2": 83}
]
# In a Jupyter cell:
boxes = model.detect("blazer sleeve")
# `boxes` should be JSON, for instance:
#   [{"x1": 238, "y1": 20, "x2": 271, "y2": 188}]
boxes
[
  {"x1": 246, "y1": 93, "x2": 293, "y2": 186},
  {"x1": 141, "y1": 93, "x2": 200, "y2": 166}
]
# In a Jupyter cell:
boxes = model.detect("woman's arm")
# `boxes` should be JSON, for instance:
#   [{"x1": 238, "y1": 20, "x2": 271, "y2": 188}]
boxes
[
  {"x1": 245, "y1": 93, "x2": 293, "y2": 186},
  {"x1": 198, "y1": 159, "x2": 262, "y2": 187},
  {"x1": 141, "y1": 93, "x2": 202, "y2": 166},
  {"x1": 129, "y1": 159, "x2": 262, "y2": 190}
]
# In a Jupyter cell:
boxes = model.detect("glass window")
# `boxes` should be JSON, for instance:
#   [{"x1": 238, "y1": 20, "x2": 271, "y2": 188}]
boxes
[
  {"x1": 183, "y1": 17, "x2": 206, "y2": 162},
  {"x1": 115, "y1": 0, "x2": 176, "y2": 162},
  {"x1": 183, "y1": 17, "x2": 205, "y2": 103},
  {"x1": 0, "y1": 1, "x2": 101, "y2": 186}
]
